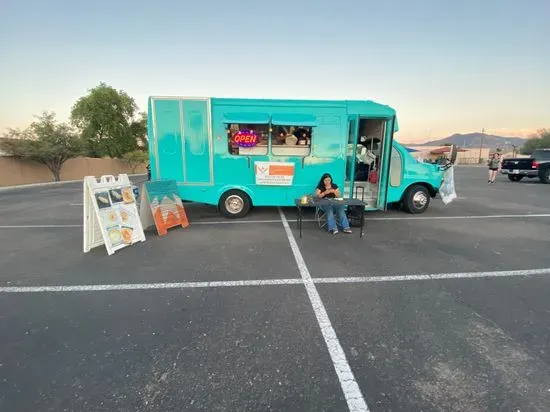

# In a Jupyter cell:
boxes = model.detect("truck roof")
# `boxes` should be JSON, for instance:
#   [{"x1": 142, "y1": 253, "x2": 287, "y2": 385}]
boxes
[{"x1": 148, "y1": 96, "x2": 396, "y2": 114}]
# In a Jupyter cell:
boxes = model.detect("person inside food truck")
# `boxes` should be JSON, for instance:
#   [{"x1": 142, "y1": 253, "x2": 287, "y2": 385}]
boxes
[
  {"x1": 295, "y1": 127, "x2": 310, "y2": 145},
  {"x1": 315, "y1": 173, "x2": 352, "y2": 235},
  {"x1": 258, "y1": 131, "x2": 269, "y2": 146},
  {"x1": 274, "y1": 126, "x2": 300, "y2": 145},
  {"x1": 285, "y1": 133, "x2": 298, "y2": 145},
  {"x1": 274, "y1": 127, "x2": 287, "y2": 145}
]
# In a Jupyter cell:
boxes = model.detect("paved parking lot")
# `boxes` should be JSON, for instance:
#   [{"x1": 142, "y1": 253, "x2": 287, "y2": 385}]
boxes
[{"x1": 1, "y1": 168, "x2": 549, "y2": 411}]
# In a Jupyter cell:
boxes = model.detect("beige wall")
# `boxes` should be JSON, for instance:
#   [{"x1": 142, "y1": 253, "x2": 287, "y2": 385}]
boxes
[
  {"x1": 408, "y1": 146, "x2": 491, "y2": 164},
  {"x1": 0, "y1": 156, "x2": 147, "y2": 187}
]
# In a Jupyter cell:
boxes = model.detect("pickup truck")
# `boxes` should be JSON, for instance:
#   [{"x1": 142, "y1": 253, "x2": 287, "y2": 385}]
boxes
[{"x1": 500, "y1": 149, "x2": 550, "y2": 183}]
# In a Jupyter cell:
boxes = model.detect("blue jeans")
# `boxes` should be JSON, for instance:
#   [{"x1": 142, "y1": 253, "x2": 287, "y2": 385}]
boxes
[{"x1": 321, "y1": 204, "x2": 350, "y2": 231}]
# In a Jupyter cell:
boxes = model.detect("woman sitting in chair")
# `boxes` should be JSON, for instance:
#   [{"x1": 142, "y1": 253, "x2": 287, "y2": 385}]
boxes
[{"x1": 315, "y1": 173, "x2": 352, "y2": 235}]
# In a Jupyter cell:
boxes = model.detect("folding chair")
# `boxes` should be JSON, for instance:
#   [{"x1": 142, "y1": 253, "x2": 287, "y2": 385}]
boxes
[{"x1": 315, "y1": 206, "x2": 328, "y2": 230}]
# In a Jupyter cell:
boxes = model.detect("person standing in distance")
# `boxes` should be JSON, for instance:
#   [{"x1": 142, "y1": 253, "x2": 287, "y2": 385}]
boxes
[{"x1": 487, "y1": 152, "x2": 501, "y2": 184}]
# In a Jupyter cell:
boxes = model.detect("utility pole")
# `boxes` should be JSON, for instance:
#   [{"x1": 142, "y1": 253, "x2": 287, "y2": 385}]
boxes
[{"x1": 478, "y1": 128, "x2": 485, "y2": 163}]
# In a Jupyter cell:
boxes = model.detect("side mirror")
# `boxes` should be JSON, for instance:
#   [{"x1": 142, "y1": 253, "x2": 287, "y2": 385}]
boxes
[
  {"x1": 449, "y1": 144, "x2": 458, "y2": 165},
  {"x1": 439, "y1": 144, "x2": 458, "y2": 171}
]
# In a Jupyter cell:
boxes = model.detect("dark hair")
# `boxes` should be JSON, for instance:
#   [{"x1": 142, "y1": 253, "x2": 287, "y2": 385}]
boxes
[{"x1": 317, "y1": 173, "x2": 332, "y2": 189}]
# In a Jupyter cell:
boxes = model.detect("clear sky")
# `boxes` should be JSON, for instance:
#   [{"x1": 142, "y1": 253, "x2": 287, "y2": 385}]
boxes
[{"x1": 1, "y1": 0, "x2": 549, "y2": 142}]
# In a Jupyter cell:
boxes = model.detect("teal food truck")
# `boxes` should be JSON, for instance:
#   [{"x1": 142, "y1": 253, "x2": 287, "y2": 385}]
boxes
[{"x1": 148, "y1": 96, "x2": 446, "y2": 218}]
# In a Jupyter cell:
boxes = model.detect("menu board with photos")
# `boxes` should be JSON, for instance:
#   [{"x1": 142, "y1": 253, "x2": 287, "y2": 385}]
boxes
[{"x1": 83, "y1": 174, "x2": 146, "y2": 256}]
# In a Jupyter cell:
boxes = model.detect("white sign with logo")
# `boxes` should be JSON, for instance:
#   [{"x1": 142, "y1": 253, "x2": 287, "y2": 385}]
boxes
[{"x1": 254, "y1": 162, "x2": 295, "y2": 186}]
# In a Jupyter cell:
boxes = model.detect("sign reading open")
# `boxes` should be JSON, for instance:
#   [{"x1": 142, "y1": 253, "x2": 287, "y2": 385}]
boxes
[{"x1": 232, "y1": 130, "x2": 259, "y2": 147}]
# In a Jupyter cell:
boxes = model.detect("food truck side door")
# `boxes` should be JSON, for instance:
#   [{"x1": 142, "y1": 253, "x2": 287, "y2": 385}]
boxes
[
  {"x1": 345, "y1": 115, "x2": 359, "y2": 198},
  {"x1": 376, "y1": 115, "x2": 396, "y2": 211},
  {"x1": 151, "y1": 98, "x2": 184, "y2": 182},
  {"x1": 150, "y1": 98, "x2": 213, "y2": 185},
  {"x1": 181, "y1": 98, "x2": 213, "y2": 184}
]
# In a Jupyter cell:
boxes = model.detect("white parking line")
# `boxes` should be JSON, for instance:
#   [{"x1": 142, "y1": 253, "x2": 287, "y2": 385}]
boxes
[
  {"x1": 1, "y1": 213, "x2": 550, "y2": 230},
  {"x1": 0, "y1": 278, "x2": 303, "y2": 293},
  {"x1": 278, "y1": 208, "x2": 370, "y2": 412},
  {"x1": 314, "y1": 268, "x2": 550, "y2": 284},
  {"x1": 193, "y1": 219, "x2": 287, "y2": 225},
  {"x1": 366, "y1": 213, "x2": 550, "y2": 221},
  {"x1": 3, "y1": 267, "x2": 550, "y2": 294},
  {"x1": 0, "y1": 220, "x2": 316, "y2": 228},
  {"x1": 0, "y1": 225, "x2": 82, "y2": 228}
]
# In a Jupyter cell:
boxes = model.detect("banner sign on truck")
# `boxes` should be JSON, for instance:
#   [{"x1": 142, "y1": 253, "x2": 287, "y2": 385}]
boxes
[{"x1": 254, "y1": 161, "x2": 295, "y2": 186}]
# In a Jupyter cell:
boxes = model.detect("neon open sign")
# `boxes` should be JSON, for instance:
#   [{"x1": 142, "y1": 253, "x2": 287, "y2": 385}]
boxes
[{"x1": 232, "y1": 130, "x2": 259, "y2": 148}]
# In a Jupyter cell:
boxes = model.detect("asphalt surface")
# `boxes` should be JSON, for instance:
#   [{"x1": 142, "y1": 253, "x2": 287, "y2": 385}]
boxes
[{"x1": 0, "y1": 168, "x2": 549, "y2": 411}]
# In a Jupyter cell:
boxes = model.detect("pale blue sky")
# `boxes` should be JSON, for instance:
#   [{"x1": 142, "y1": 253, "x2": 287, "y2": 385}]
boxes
[{"x1": 1, "y1": 0, "x2": 548, "y2": 142}]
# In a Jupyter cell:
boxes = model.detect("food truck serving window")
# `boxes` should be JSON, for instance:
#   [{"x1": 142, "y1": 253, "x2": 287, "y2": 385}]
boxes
[
  {"x1": 227, "y1": 124, "x2": 269, "y2": 156},
  {"x1": 270, "y1": 114, "x2": 316, "y2": 157},
  {"x1": 223, "y1": 113, "x2": 270, "y2": 156}
]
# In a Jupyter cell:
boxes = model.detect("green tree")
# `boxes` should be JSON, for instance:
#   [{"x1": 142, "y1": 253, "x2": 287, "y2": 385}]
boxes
[
  {"x1": 122, "y1": 150, "x2": 149, "y2": 174},
  {"x1": 130, "y1": 111, "x2": 148, "y2": 149},
  {"x1": 521, "y1": 129, "x2": 550, "y2": 155},
  {"x1": 70, "y1": 83, "x2": 143, "y2": 158},
  {"x1": 0, "y1": 112, "x2": 82, "y2": 181}
]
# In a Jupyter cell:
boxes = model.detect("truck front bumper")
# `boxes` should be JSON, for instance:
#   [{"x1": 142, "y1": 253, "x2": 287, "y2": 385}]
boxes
[{"x1": 501, "y1": 169, "x2": 538, "y2": 177}]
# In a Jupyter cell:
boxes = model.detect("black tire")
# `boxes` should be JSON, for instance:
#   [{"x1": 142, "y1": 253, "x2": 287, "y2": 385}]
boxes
[
  {"x1": 402, "y1": 185, "x2": 430, "y2": 214},
  {"x1": 508, "y1": 175, "x2": 523, "y2": 182},
  {"x1": 539, "y1": 167, "x2": 550, "y2": 184},
  {"x1": 218, "y1": 190, "x2": 251, "y2": 218}
]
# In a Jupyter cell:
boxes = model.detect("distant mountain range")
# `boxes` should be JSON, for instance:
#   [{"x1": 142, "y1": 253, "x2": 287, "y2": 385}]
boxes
[{"x1": 416, "y1": 133, "x2": 527, "y2": 149}]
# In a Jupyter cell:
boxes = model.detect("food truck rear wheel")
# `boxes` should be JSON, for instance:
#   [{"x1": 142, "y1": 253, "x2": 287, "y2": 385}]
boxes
[
  {"x1": 402, "y1": 185, "x2": 430, "y2": 214},
  {"x1": 219, "y1": 190, "x2": 251, "y2": 218}
]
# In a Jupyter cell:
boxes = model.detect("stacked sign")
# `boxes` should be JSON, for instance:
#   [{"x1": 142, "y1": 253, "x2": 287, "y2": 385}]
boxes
[
  {"x1": 139, "y1": 180, "x2": 189, "y2": 236},
  {"x1": 83, "y1": 174, "x2": 146, "y2": 255}
]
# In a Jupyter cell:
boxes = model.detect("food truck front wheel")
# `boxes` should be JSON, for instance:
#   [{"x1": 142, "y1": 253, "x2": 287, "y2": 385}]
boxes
[
  {"x1": 219, "y1": 190, "x2": 252, "y2": 219},
  {"x1": 402, "y1": 184, "x2": 431, "y2": 214}
]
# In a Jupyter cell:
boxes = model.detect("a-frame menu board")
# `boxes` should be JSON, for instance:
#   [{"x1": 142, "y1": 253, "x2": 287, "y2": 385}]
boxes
[{"x1": 83, "y1": 174, "x2": 146, "y2": 255}]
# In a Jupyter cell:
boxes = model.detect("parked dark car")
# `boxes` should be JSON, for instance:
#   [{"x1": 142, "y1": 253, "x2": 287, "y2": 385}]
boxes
[{"x1": 501, "y1": 149, "x2": 550, "y2": 184}]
